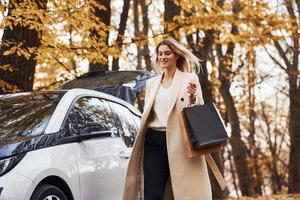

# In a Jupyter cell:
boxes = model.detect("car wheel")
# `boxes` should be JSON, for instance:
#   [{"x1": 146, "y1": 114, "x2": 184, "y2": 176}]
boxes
[{"x1": 31, "y1": 184, "x2": 68, "y2": 200}]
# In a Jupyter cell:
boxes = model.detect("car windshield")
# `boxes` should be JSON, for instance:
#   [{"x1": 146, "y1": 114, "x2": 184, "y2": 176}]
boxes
[{"x1": 0, "y1": 91, "x2": 65, "y2": 146}]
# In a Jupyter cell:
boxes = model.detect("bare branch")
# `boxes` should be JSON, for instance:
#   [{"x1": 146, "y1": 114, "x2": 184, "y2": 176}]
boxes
[
  {"x1": 274, "y1": 41, "x2": 292, "y2": 68},
  {"x1": 264, "y1": 46, "x2": 288, "y2": 72},
  {"x1": 53, "y1": 56, "x2": 77, "y2": 77},
  {"x1": 285, "y1": 0, "x2": 297, "y2": 19}
]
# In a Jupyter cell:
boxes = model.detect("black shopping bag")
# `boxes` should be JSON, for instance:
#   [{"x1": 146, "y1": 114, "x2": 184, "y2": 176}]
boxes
[{"x1": 182, "y1": 102, "x2": 229, "y2": 150}]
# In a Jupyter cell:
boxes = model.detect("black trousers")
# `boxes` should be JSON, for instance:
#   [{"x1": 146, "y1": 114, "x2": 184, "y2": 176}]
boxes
[{"x1": 143, "y1": 128, "x2": 170, "y2": 200}]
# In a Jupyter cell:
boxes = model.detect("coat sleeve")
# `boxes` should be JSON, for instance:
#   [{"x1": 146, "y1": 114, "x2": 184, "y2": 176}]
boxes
[{"x1": 192, "y1": 74, "x2": 205, "y2": 105}]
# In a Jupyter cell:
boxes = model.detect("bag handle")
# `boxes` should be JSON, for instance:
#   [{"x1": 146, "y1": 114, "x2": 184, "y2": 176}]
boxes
[{"x1": 204, "y1": 154, "x2": 227, "y2": 191}]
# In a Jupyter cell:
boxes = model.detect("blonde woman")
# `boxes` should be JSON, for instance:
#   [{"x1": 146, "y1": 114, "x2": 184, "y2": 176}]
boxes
[{"x1": 123, "y1": 38, "x2": 212, "y2": 200}]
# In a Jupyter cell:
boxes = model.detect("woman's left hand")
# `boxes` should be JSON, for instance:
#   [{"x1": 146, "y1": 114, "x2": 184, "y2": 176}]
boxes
[{"x1": 187, "y1": 82, "x2": 196, "y2": 105}]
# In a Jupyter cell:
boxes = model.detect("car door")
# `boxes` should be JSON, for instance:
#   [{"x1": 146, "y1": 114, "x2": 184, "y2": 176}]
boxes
[
  {"x1": 106, "y1": 101, "x2": 140, "y2": 195},
  {"x1": 107, "y1": 101, "x2": 140, "y2": 149},
  {"x1": 70, "y1": 97, "x2": 131, "y2": 200}
]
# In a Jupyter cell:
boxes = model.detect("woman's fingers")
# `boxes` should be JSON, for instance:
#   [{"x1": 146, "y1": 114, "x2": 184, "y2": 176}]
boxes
[
  {"x1": 187, "y1": 83, "x2": 197, "y2": 105},
  {"x1": 187, "y1": 83, "x2": 196, "y2": 94}
]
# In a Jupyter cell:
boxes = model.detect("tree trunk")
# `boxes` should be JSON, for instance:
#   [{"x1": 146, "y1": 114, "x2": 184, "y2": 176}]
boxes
[
  {"x1": 246, "y1": 53, "x2": 262, "y2": 195},
  {"x1": 216, "y1": 0, "x2": 254, "y2": 196},
  {"x1": 140, "y1": 0, "x2": 152, "y2": 71},
  {"x1": 0, "y1": 0, "x2": 47, "y2": 94},
  {"x1": 112, "y1": 0, "x2": 131, "y2": 71},
  {"x1": 89, "y1": 0, "x2": 111, "y2": 72},
  {"x1": 219, "y1": 74, "x2": 253, "y2": 196},
  {"x1": 260, "y1": 101, "x2": 283, "y2": 193},
  {"x1": 190, "y1": 30, "x2": 215, "y2": 103},
  {"x1": 227, "y1": 146, "x2": 240, "y2": 198},
  {"x1": 218, "y1": 64, "x2": 253, "y2": 196},
  {"x1": 285, "y1": 0, "x2": 300, "y2": 193},
  {"x1": 164, "y1": 0, "x2": 180, "y2": 38},
  {"x1": 288, "y1": 83, "x2": 300, "y2": 193},
  {"x1": 133, "y1": 0, "x2": 142, "y2": 70}
]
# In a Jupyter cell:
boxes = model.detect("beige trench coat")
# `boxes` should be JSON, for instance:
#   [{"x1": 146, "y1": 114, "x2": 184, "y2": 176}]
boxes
[{"x1": 123, "y1": 69, "x2": 212, "y2": 200}]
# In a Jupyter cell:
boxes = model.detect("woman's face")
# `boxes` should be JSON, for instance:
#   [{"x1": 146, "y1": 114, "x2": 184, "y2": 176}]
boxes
[{"x1": 157, "y1": 44, "x2": 178, "y2": 70}]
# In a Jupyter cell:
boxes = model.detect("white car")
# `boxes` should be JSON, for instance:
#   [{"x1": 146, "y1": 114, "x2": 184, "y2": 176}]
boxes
[{"x1": 0, "y1": 89, "x2": 141, "y2": 200}]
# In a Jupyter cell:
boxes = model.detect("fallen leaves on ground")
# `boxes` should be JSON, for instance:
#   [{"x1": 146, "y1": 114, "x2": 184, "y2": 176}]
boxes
[{"x1": 227, "y1": 194, "x2": 300, "y2": 200}]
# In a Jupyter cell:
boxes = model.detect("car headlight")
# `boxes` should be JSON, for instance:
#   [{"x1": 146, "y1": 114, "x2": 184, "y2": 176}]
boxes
[{"x1": 0, "y1": 153, "x2": 26, "y2": 177}]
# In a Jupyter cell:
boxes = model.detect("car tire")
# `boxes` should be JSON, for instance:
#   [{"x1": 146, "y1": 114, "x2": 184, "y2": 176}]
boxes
[{"x1": 30, "y1": 184, "x2": 68, "y2": 200}]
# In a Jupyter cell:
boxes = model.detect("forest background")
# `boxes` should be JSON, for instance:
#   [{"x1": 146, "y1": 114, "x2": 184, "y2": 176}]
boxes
[{"x1": 0, "y1": 0, "x2": 299, "y2": 199}]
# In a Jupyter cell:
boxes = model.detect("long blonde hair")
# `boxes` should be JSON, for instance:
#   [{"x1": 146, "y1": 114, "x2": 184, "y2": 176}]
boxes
[{"x1": 152, "y1": 38, "x2": 201, "y2": 74}]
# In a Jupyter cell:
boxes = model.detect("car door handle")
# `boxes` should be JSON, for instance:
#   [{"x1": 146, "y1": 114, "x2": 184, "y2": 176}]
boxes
[{"x1": 119, "y1": 150, "x2": 130, "y2": 159}]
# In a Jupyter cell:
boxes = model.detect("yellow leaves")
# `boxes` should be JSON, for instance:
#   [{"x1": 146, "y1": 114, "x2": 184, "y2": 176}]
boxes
[
  {"x1": 87, "y1": 52, "x2": 107, "y2": 64},
  {"x1": 0, "y1": 80, "x2": 22, "y2": 93},
  {"x1": 0, "y1": 0, "x2": 112, "y2": 91},
  {"x1": 227, "y1": 194, "x2": 300, "y2": 200},
  {"x1": 0, "y1": 64, "x2": 15, "y2": 72},
  {"x1": 2, "y1": 42, "x2": 35, "y2": 60},
  {"x1": 132, "y1": 34, "x2": 150, "y2": 47},
  {"x1": 0, "y1": 4, "x2": 6, "y2": 13},
  {"x1": 178, "y1": 0, "x2": 205, "y2": 13},
  {"x1": 88, "y1": 0, "x2": 107, "y2": 11},
  {"x1": 170, "y1": 0, "x2": 291, "y2": 48},
  {"x1": 3, "y1": 47, "x2": 15, "y2": 56}
]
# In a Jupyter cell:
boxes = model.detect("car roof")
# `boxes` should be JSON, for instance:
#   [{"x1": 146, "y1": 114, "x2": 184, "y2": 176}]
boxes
[
  {"x1": 0, "y1": 90, "x2": 66, "y2": 99},
  {"x1": 0, "y1": 89, "x2": 141, "y2": 116}
]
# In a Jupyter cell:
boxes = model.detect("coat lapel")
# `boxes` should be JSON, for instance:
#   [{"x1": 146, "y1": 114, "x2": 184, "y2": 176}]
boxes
[
  {"x1": 167, "y1": 69, "x2": 182, "y2": 117},
  {"x1": 139, "y1": 73, "x2": 162, "y2": 132}
]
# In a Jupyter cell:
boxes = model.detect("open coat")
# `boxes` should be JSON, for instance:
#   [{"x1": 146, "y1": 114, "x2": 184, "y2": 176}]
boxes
[{"x1": 123, "y1": 69, "x2": 212, "y2": 200}]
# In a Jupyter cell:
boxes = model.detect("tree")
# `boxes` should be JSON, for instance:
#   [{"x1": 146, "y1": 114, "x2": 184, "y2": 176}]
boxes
[
  {"x1": 0, "y1": 0, "x2": 112, "y2": 90},
  {"x1": 246, "y1": 48, "x2": 266, "y2": 194},
  {"x1": 215, "y1": 14, "x2": 255, "y2": 196},
  {"x1": 140, "y1": 0, "x2": 152, "y2": 71},
  {"x1": 164, "y1": 0, "x2": 180, "y2": 39},
  {"x1": 259, "y1": 98, "x2": 288, "y2": 193},
  {"x1": 89, "y1": 0, "x2": 111, "y2": 72},
  {"x1": 38, "y1": 0, "x2": 112, "y2": 89},
  {"x1": 0, "y1": 0, "x2": 47, "y2": 94},
  {"x1": 265, "y1": 0, "x2": 300, "y2": 193},
  {"x1": 111, "y1": 0, "x2": 131, "y2": 70},
  {"x1": 133, "y1": 0, "x2": 142, "y2": 70}
]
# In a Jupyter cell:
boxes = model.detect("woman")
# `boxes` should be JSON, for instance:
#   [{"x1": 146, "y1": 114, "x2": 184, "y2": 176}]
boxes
[{"x1": 123, "y1": 38, "x2": 212, "y2": 200}]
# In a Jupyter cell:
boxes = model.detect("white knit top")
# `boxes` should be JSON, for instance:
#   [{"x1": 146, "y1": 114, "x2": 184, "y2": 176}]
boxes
[{"x1": 148, "y1": 84, "x2": 172, "y2": 131}]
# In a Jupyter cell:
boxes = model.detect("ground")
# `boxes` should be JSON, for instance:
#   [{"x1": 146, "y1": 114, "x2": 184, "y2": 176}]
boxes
[{"x1": 227, "y1": 194, "x2": 300, "y2": 200}]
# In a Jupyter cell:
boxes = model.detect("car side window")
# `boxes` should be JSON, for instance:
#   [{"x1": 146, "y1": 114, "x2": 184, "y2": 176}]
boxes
[
  {"x1": 108, "y1": 101, "x2": 139, "y2": 147},
  {"x1": 132, "y1": 115, "x2": 141, "y2": 129},
  {"x1": 74, "y1": 97, "x2": 117, "y2": 135},
  {"x1": 61, "y1": 107, "x2": 79, "y2": 136}
]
